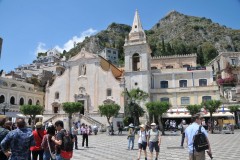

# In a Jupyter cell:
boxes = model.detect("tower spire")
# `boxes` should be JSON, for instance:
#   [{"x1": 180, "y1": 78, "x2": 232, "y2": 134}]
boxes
[{"x1": 126, "y1": 10, "x2": 146, "y2": 44}]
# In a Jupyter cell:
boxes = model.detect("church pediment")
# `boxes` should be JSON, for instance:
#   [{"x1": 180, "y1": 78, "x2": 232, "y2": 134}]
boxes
[{"x1": 69, "y1": 48, "x2": 97, "y2": 62}]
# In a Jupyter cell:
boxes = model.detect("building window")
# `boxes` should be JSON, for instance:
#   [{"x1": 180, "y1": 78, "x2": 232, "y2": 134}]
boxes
[
  {"x1": 107, "y1": 50, "x2": 111, "y2": 53},
  {"x1": 113, "y1": 51, "x2": 116, "y2": 54},
  {"x1": 181, "y1": 97, "x2": 190, "y2": 105},
  {"x1": 28, "y1": 99, "x2": 33, "y2": 105},
  {"x1": 107, "y1": 89, "x2": 112, "y2": 96},
  {"x1": 231, "y1": 58, "x2": 237, "y2": 65},
  {"x1": 55, "y1": 92, "x2": 59, "y2": 99},
  {"x1": 2, "y1": 82, "x2": 8, "y2": 87},
  {"x1": 10, "y1": 96, "x2": 15, "y2": 105},
  {"x1": 202, "y1": 96, "x2": 211, "y2": 102},
  {"x1": 199, "y1": 79, "x2": 207, "y2": 86},
  {"x1": 0, "y1": 95, "x2": 5, "y2": 103},
  {"x1": 179, "y1": 80, "x2": 187, "y2": 88},
  {"x1": 11, "y1": 84, "x2": 17, "y2": 88},
  {"x1": 19, "y1": 98, "x2": 24, "y2": 105},
  {"x1": 36, "y1": 100, "x2": 40, "y2": 105},
  {"x1": 160, "y1": 97, "x2": 169, "y2": 102},
  {"x1": 166, "y1": 65, "x2": 173, "y2": 69},
  {"x1": 160, "y1": 81, "x2": 168, "y2": 88}
]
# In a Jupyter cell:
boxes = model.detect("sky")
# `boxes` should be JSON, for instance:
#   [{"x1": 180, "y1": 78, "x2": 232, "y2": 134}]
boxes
[{"x1": 0, "y1": 0, "x2": 240, "y2": 72}]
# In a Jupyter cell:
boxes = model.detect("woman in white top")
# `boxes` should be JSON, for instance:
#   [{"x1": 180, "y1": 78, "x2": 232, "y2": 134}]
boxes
[{"x1": 137, "y1": 124, "x2": 148, "y2": 160}]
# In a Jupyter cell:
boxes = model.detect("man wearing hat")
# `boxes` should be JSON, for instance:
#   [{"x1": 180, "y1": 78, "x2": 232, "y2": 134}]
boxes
[
  {"x1": 30, "y1": 122, "x2": 46, "y2": 160},
  {"x1": 147, "y1": 123, "x2": 161, "y2": 160}
]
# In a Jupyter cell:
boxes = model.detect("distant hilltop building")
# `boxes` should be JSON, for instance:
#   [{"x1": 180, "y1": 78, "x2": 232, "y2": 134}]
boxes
[{"x1": 98, "y1": 47, "x2": 119, "y2": 66}]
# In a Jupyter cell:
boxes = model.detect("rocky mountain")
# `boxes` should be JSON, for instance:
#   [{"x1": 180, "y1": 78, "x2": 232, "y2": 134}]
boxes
[{"x1": 65, "y1": 11, "x2": 240, "y2": 65}]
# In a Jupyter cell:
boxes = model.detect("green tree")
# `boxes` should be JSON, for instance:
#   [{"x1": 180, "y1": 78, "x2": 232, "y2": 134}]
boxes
[
  {"x1": 98, "y1": 103, "x2": 120, "y2": 125},
  {"x1": 62, "y1": 102, "x2": 83, "y2": 132},
  {"x1": 20, "y1": 105, "x2": 44, "y2": 129},
  {"x1": 186, "y1": 104, "x2": 202, "y2": 117},
  {"x1": 202, "y1": 100, "x2": 221, "y2": 133},
  {"x1": 229, "y1": 105, "x2": 240, "y2": 126},
  {"x1": 146, "y1": 101, "x2": 171, "y2": 135},
  {"x1": 122, "y1": 88, "x2": 149, "y2": 126}
]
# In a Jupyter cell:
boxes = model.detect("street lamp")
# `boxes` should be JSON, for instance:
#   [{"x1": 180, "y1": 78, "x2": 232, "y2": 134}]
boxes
[
  {"x1": 0, "y1": 102, "x2": 9, "y2": 115},
  {"x1": 127, "y1": 97, "x2": 137, "y2": 126}
]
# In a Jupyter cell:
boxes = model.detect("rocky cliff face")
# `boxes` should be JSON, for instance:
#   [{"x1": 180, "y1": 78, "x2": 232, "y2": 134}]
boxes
[{"x1": 65, "y1": 11, "x2": 240, "y2": 64}]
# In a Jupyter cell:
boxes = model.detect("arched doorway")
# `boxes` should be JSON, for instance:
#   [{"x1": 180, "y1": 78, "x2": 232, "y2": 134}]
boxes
[
  {"x1": 28, "y1": 99, "x2": 32, "y2": 105},
  {"x1": 36, "y1": 100, "x2": 40, "y2": 105},
  {"x1": 0, "y1": 95, "x2": 5, "y2": 103}
]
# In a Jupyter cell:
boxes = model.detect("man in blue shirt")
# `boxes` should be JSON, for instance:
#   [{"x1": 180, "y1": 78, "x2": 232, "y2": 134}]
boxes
[
  {"x1": 185, "y1": 114, "x2": 212, "y2": 160},
  {"x1": 1, "y1": 118, "x2": 35, "y2": 160}
]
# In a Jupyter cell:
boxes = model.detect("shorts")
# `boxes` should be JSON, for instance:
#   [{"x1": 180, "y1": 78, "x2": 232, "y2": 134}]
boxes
[
  {"x1": 189, "y1": 151, "x2": 205, "y2": 160},
  {"x1": 149, "y1": 141, "x2": 160, "y2": 152},
  {"x1": 138, "y1": 142, "x2": 147, "y2": 150}
]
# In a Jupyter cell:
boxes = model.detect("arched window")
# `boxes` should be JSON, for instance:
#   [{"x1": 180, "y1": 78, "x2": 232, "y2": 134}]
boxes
[
  {"x1": 179, "y1": 80, "x2": 187, "y2": 88},
  {"x1": 132, "y1": 53, "x2": 140, "y2": 71},
  {"x1": 199, "y1": 79, "x2": 207, "y2": 86},
  {"x1": 19, "y1": 98, "x2": 24, "y2": 105},
  {"x1": 36, "y1": 100, "x2": 40, "y2": 105},
  {"x1": 20, "y1": 86, "x2": 26, "y2": 89},
  {"x1": 10, "y1": 96, "x2": 15, "y2": 105},
  {"x1": 183, "y1": 64, "x2": 190, "y2": 68},
  {"x1": 107, "y1": 89, "x2": 112, "y2": 97},
  {"x1": 2, "y1": 81, "x2": 8, "y2": 87},
  {"x1": 202, "y1": 96, "x2": 211, "y2": 102},
  {"x1": 55, "y1": 92, "x2": 59, "y2": 99},
  {"x1": 166, "y1": 65, "x2": 173, "y2": 69},
  {"x1": 160, "y1": 81, "x2": 168, "y2": 88},
  {"x1": 11, "y1": 84, "x2": 17, "y2": 88},
  {"x1": 160, "y1": 97, "x2": 169, "y2": 102},
  {"x1": 28, "y1": 99, "x2": 32, "y2": 105},
  {"x1": 0, "y1": 95, "x2": 5, "y2": 103},
  {"x1": 29, "y1": 87, "x2": 33, "y2": 91}
]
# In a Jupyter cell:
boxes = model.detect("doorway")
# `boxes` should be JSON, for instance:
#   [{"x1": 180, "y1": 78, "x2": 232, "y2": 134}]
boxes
[
  {"x1": 78, "y1": 100, "x2": 85, "y2": 115},
  {"x1": 54, "y1": 107, "x2": 59, "y2": 113}
]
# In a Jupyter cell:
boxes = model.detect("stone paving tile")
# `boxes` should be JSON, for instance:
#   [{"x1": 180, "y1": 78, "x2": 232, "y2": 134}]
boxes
[{"x1": 72, "y1": 130, "x2": 240, "y2": 160}]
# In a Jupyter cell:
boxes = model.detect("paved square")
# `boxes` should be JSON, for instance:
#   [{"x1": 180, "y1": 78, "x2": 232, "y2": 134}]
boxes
[{"x1": 72, "y1": 130, "x2": 240, "y2": 160}]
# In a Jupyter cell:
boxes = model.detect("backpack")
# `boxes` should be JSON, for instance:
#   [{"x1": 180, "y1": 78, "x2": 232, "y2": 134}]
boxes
[
  {"x1": 60, "y1": 130, "x2": 74, "y2": 159},
  {"x1": 61, "y1": 130, "x2": 74, "y2": 152},
  {"x1": 193, "y1": 126, "x2": 209, "y2": 152}
]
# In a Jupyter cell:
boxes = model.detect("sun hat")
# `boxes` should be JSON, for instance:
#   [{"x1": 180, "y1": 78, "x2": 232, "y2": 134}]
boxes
[
  {"x1": 129, "y1": 123, "x2": 134, "y2": 127},
  {"x1": 150, "y1": 123, "x2": 156, "y2": 126},
  {"x1": 35, "y1": 122, "x2": 43, "y2": 129},
  {"x1": 139, "y1": 124, "x2": 145, "y2": 129}
]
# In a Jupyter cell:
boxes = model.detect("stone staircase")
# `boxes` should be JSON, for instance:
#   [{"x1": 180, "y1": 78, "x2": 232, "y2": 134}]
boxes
[{"x1": 81, "y1": 114, "x2": 105, "y2": 128}]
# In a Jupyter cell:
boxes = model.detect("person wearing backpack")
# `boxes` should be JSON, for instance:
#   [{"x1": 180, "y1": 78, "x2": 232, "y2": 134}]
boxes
[
  {"x1": 0, "y1": 115, "x2": 9, "y2": 160},
  {"x1": 185, "y1": 114, "x2": 212, "y2": 160},
  {"x1": 147, "y1": 123, "x2": 161, "y2": 160},
  {"x1": 51, "y1": 120, "x2": 74, "y2": 160},
  {"x1": 30, "y1": 122, "x2": 46, "y2": 160},
  {"x1": 137, "y1": 124, "x2": 148, "y2": 160}
]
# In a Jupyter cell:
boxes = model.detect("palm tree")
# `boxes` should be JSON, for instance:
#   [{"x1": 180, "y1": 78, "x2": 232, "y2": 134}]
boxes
[
  {"x1": 202, "y1": 100, "x2": 221, "y2": 134},
  {"x1": 146, "y1": 101, "x2": 171, "y2": 135}
]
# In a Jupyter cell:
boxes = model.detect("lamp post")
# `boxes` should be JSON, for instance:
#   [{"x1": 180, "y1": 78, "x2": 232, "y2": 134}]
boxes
[
  {"x1": 127, "y1": 98, "x2": 137, "y2": 127},
  {"x1": 0, "y1": 102, "x2": 9, "y2": 115}
]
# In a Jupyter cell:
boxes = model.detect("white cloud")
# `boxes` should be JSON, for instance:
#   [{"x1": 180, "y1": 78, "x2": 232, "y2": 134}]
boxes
[
  {"x1": 35, "y1": 28, "x2": 97, "y2": 55},
  {"x1": 35, "y1": 42, "x2": 47, "y2": 55}
]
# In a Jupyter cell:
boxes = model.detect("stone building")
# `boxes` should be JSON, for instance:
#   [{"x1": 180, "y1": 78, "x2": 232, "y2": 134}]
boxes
[
  {"x1": 98, "y1": 47, "x2": 119, "y2": 66},
  {"x1": 0, "y1": 77, "x2": 44, "y2": 117}
]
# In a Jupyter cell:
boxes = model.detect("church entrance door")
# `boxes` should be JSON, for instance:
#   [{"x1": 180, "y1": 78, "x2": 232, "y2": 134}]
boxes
[
  {"x1": 54, "y1": 107, "x2": 58, "y2": 113},
  {"x1": 78, "y1": 100, "x2": 85, "y2": 115}
]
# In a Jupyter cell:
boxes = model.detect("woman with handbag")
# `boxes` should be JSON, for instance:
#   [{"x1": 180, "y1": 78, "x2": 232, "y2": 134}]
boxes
[{"x1": 41, "y1": 125, "x2": 56, "y2": 160}]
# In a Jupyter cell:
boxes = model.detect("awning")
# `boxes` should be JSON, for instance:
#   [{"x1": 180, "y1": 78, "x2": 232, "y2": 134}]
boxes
[{"x1": 162, "y1": 112, "x2": 234, "y2": 118}]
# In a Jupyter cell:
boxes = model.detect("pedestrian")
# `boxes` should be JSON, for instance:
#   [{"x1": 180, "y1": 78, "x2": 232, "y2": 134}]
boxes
[
  {"x1": 180, "y1": 120, "x2": 188, "y2": 147},
  {"x1": 0, "y1": 115, "x2": 10, "y2": 160},
  {"x1": 4, "y1": 120, "x2": 12, "y2": 131},
  {"x1": 165, "y1": 119, "x2": 169, "y2": 131},
  {"x1": 51, "y1": 120, "x2": 75, "y2": 160},
  {"x1": 185, "y1": 114, "x2": 212, "y2": 160},
  {"x1": 41, "y1": 125, "x2": 56, "y2": 160},
  {"x1": 30, "y1": 122, "x2": 46, "y2": 160},
  {"x1": 147, "y1": 123, "x2": 161, "y2": 160},
  {"x1": 137, "y1": 124, "x2": 148, "y2": 160},
  {"x1": 81, "y1": 123, "x2": 89, "y2": 148},
  {"x1": 118, "y1": 124, "x2": 123, "y2": 135},
  {"x1": 127, "y1": 123, "x2": 135, "y2": 150},
  {"x1": 71, "y1": 125, "x2": 78, "y2": 149},
  {"x1": 1, "y1": 118, "x2": 35, "y2": 160}
]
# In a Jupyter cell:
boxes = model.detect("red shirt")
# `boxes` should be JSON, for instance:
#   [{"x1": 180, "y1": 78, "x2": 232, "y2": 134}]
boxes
[{"x1": 30, "y1": 129, "x2": 46, "y2": 151}]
